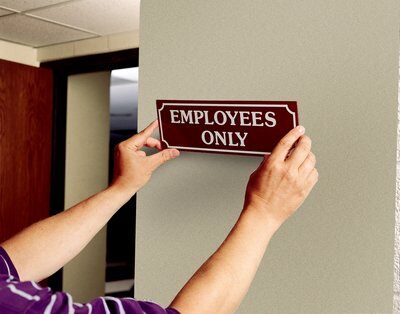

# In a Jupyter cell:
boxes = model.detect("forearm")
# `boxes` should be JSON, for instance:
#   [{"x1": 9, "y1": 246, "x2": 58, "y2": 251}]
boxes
[
  {"x1": 170, "y1": 205, "x2": 281, "y2": 314},
  {"x1": 171, "y1": 126, "x2": 317, "y2": 313},
  {"x1": 0, "y1": 120, "x2": 178, "y2": 283},
  {"x1": 1, "y1": 184, "x2": 133, "y2": 281}
]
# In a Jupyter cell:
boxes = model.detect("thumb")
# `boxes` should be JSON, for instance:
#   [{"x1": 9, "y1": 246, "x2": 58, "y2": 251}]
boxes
[{"x1": 149, "y1": 148, "x2": 180, "y2": 170}]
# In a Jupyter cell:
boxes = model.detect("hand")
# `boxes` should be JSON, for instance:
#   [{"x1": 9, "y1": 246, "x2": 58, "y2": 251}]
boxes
[
  {"x1": 111, "y1": 120, "x2": 180, "y2": 195},
  {"x1": 244, "y1": 126, "x2": 318, "y2": 228}
]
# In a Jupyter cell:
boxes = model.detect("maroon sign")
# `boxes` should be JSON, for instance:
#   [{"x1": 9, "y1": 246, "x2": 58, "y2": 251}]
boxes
[{"x1": 156, "y1": 100, "x2": 298, "y2": 156}]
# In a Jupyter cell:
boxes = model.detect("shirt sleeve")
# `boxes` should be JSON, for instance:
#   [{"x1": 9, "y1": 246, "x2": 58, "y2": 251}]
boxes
[
  {"x1": 0, "y1": 246, "x2": 180, "y2": 314},
  {"x1": 0, "y1": 247, "x2": 19, "y2": 280}
]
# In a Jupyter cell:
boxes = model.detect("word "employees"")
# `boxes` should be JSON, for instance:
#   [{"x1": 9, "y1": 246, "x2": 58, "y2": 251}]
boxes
[
  {"x1": 168, "y1": 109, "x2": 278, "y2": 147},
  {"x1": 170, "y1": 109, "x2": 277, "y2": 127}
]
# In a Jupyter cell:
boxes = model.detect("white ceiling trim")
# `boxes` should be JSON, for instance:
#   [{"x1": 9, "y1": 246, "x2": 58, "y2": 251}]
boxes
[{"x1": 0, "y1": 39, "x2": 39, "y2": 67}]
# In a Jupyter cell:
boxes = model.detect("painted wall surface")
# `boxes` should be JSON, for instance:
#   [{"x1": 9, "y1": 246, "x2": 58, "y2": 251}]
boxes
[
  {"x1": 394, "y1": 57, "x2": 400, "y2": 312},
  {"x1": 63, "y1": 72, "x2": 110, "y2": 302},
  {"x1": 137, "y1": 1, "x2": 400, "y2": 313}
]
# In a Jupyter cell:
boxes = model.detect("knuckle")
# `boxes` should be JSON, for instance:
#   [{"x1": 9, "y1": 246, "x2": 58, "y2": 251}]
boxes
[
  {"x1": 299, "y1": 188, "x2": 308, "y2": 197},
  {"x1": 269, "y1": 162, "x2": 283, "y2": 173},
  {"x1": 303, "y1": 135, "x2": 312, "y2": 144},
  {"x1": 299, "y1": 146, "x2": 309, "y2": 153},
  {"x1": 162, "y1": 151, "x2": 171, "y2": 161},
  {"x1": 303, "y1": 161, "x2": 313, "y2": 171},
  {"x1": 299, "y1": 137, "x2": 312, "y2": 151},
  {"x1": 116, "y1": 142, "x2": 125, "y2": 151},
  {"x1": 266, "y1": 155, "x2": 277, "y2": 165},
  {"x1": 285, "y1": 168, "x2": 297, "y2": 181},
  {"x1": 279, "y1": 138, "x2": 291, "y2": 148},
  {"x1": 263, "y1": 154, "x2": 271, "y2": 163},
  {"x1": 307, "y1": 156, "x2": 316, "y2": 168}
]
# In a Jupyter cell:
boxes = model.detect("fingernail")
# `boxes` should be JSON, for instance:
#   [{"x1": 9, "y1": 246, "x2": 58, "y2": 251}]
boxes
[
  {"x1": 298, "y1": 125, "x2": 305, "y2": 134},
  {"x1": 172, "y1": 149, "x2": 180, "y2": 157}
]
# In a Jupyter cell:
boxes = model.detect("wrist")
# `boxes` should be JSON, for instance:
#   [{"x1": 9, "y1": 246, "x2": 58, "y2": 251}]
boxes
[
  {"x1": 242, "y1": 202, "x2": 284, "y2": 234},
  {"x1": 108, "y1": 181, "x2": 138, "y2": 203}
]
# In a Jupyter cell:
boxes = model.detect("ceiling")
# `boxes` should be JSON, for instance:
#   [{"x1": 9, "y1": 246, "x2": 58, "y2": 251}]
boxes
[{"x1": 0, "y1": 0, "x2": 140, "y2": 48}]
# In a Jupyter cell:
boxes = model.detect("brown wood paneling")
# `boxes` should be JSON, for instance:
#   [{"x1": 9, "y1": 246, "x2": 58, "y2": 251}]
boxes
[{"x1": 0, "y1": 59, "x2": 53, "y2": 242}]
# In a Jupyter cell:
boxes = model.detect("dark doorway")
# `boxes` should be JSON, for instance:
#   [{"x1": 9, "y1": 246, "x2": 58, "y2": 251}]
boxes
[
  {"x1": 42, "y1": 49, "x2": 139, "y2": 293},
  {"x1": 105, "y1": 67, "x2": 139, "y2": 297}
]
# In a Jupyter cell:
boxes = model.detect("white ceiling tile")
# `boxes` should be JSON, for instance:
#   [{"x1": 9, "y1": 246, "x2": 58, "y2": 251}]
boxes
[
  {"x1": 0, "y1": 0, "x2": 70, "y2": 12},
  {"x1": 0, "y1": 14, "x2": 96, "y2": 47},
  {"x1": 0, "y1": 7, "x2": 13, "y2": 16},
  {"x1": 29, "y1": 0, "x2": 140, "y2": 35}
]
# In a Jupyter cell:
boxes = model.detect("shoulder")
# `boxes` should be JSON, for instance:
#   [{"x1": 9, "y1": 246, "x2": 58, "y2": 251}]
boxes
[
  {"x1": 0, "y1": 279, "x2": 179, "y2": 314},
  {"x1": 0, "y1": 247, "x2": 179, "y2": 313}
]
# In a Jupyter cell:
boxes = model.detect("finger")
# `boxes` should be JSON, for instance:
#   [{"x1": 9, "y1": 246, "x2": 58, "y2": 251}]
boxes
[
  {"x1": 259, "y1": 154, "x2": 271, "y2": 169},
  {"x1": 306, "y1": 168, "x2": 319, "y2": 189},
  {"x1": 270, "y1": 126, "x2": 305, "y2": 162},
  {"x1": 123, "y1": 120, "x2": 159, "y2": 151},
  {"x1": 286, "y1": 146, "x2": 295, "y2": 159},
  {"x1": 148, "y1": 148, "x2": 180, "y2": 171},
  {"x1": 145, "y1": 137, "x2": 162, "y2": 150},
  {"x1": 286, "y1": 136, "x2": 312, "y2": 168},
  {"x1": 299, "y1": 152, "x2": 316, "y2": 178},
  {"x1": 136, "y1": 151, "x2": 146, "y2": 157},
  {"x1": 300, "y1": 168, "x2": 318, "y2": 199}
]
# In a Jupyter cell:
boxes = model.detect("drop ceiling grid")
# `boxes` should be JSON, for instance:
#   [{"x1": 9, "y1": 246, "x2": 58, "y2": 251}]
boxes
[
  {"x1": 0, "y1": 0, "x2": 75, "y2": 12},
  {"x1": 29, "y1": 0, "x2": 140, "y2": 36},
  {"x1": 0, "y1": 0, "x2": 139, "y2": 48},
  {"x1": 0, "y1": 14, "x2": 97, "y2": 47},
  {"x1": 0, "y1": 7, "x2": 13, "y2": 16}
]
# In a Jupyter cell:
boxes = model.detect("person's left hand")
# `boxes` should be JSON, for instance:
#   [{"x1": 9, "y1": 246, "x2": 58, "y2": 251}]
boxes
[{"x1": 111, "y1": 120, "x2": 180, "y2": 195}]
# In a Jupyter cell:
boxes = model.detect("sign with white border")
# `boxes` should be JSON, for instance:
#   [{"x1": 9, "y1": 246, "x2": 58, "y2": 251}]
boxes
[{"x1": 157, "y1": 100, "x2": 298, "y2": 156}]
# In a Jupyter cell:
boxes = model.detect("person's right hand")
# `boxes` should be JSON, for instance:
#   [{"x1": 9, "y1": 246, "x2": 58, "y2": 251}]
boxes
[
  {"x1": 111, "y1": 120, "x2": 180, "y2": 195},
  {"x1": 244, "y1": 126, "x2": 318, "y2": 228}
]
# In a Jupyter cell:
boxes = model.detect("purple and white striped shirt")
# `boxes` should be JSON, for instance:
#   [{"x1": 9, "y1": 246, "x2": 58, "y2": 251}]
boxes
[{"x1": 0, "y1": 247, "x2": 179, "y2": 313}]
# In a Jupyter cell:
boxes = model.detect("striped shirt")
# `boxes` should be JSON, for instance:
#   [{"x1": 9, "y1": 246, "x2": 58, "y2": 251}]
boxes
[{"x1": 0, "y1": 247, "x2": 179, "y2": 313}]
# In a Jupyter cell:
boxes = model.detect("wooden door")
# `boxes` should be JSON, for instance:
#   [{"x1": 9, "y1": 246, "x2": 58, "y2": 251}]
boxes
[{"x1": 0, "y1": 59, "x2": 53, "y2": 242}]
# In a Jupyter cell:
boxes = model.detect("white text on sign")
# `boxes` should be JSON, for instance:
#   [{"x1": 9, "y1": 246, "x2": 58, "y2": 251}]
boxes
[{"x1": 169, "y1": 109, "x2": 276, "y2": 147}]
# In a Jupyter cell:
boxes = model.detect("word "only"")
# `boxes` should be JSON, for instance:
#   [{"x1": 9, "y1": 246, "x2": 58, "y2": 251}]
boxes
[{"x1": 201, "y1": 131, "x2": 248, "y2": 147}]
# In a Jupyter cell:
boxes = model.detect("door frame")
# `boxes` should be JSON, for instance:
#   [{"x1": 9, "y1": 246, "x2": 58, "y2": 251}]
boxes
[{"x1": 41, "y1": 48, "x2": 139, "y2": 291}]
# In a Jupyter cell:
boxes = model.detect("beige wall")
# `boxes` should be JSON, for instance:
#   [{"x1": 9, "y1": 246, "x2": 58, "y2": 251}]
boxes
[
  {"x1": 63, "y1": 71, "x2": 110, "y2": 302},
  {"x1": 137, "y1": 1, "x2": 400, "y2": 312}
]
